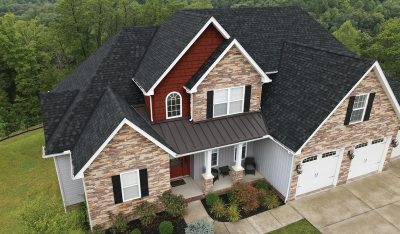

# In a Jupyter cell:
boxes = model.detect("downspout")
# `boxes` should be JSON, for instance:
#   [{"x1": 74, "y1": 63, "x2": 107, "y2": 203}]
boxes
[
  {"x1": 150, "y1": 95, "x2": 153, "y2": 122},
  {"x1": 285, "y1": 153, "x2": 295, "y2": 203},
  {"x1": 190, "y1": 93, "x2": 193, "y2": 121}
]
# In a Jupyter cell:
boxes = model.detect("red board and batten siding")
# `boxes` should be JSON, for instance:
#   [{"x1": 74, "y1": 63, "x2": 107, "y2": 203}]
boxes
[{"x1": 144, "y1": 24, "x2": 225, "y2": 122}]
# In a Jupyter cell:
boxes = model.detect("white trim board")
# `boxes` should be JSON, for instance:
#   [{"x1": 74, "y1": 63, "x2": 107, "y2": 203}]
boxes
[
  {"x1": 184, "y1": 39, "x2": 272, "y2": 93},
  {"x1": 73, "y1": 118, "x2": 176, "y2": 179},
  {"x1": 136, "y1": 17, "x2": 230, "y2": 96}
]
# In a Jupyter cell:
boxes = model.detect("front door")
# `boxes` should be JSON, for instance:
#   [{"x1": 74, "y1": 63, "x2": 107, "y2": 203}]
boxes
[{"x1": 170, "y1": 156, "x2": 190, "y2": 179}]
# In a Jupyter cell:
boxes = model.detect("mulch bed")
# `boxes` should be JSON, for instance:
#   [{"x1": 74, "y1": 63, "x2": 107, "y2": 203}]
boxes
[
  {"x1": 201, "y1": 188, "x2": 285, "y2": 222},
  {"x1": 170, "y1": 179, "x2": 186, "y2": 187},
  {"x1": 105, "y1": 211, "x2": 187, "y2": 234}
]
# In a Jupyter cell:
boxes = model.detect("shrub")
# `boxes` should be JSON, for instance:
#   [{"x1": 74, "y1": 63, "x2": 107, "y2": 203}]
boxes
[
  {"x1": 210, "y1": 199, "x2": 225, "y2": 218},
  {"x1": 256, "y1": 181, "x2": 269, "y2": 191},
  {"x1": 108, "y1": 212, "x2": 128, "y2": 234},
  {"x1": 259, "y1": 190, "x2": 280, "y2": 209},
  {"x1": 225, "y1": 204, "x2": 241, "y2": 223},
  {"x1": 231, "y1": 182, "x2": 266, "y2": 212},
  {"x1": 131, "y1": 229, "x2": 141, "y2": 234},
  {"x1": 158, "y1": 192, "x2": 188, "y2": 217},
  {"x1": 159, "y1": 221, "x2": 173, "y2": 234},
  {"x1": 185, "y1": 218, "x2": 214, "y2": 234},
  {"x1": 227, "y1": 191, "x2": 233, "y2": 200},
  {"x1": 205, "y1": 193, "x2": 219, "y2": 207},
  {"x1": 135, "y1": 201, "x2": 157, "y2": 226},
  {"x1": 92, "y1": 225, "x2": 105, "y2": 234}
]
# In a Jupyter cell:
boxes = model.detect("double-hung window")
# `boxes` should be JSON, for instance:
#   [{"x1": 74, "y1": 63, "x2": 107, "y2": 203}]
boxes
[
  {"x1": 120, "y1": 170, "x2": 141, "y2": 202},
  {"x1": 214, "y1": 86, "x2": 245, "y2": 117},
  {"x1": 211, "y1": 149, "x2": 218, "y2": 167},
  {"x1": 234, "y1": 143, "x2": 247, "y2": 162},
  {"x1": 349, "y1": 94, "x2": 369, "y2": 124}
]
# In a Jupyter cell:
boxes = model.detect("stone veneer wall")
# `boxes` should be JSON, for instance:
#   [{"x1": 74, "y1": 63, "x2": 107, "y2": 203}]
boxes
[
  {"x1": 192, "y1": 46, "x2": 263, "y2": 122},
  {"x1": 288, "y1": 70, "x2": 400, "y2": 201},
  {"x1": 83, "y1": 124, "x2": 171, "y2": 228}
]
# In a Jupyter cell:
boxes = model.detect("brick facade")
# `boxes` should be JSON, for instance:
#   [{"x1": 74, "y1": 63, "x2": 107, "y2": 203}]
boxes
[
  {"x1": 193, "y1": 46, "x2": 263, "y2": 122},
  {"x1": 83, "y1": 124, "x2": 171, "y2": 228},
  {"x1": 288, "y1": 70, "x2": 400, "y2": 201},
  {"x1": 149, "y1": 25, "x2": 225, "y2": 122}
]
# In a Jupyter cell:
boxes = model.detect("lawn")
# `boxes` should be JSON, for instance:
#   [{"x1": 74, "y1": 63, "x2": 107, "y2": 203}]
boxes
[
  {"x1": 0, "y1": 129, "x2": 60, "y2": 233},
  {"x1": 268, "y1": 219, "x2": 321, "y2": 234}
]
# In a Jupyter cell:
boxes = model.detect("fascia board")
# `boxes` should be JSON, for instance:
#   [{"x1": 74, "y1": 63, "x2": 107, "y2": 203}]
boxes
[
  {"x1": 144, "y1": 17, "x2": 230, "y2": 96},
  {"x1": 42, "y1": 147, "x2": 71, "y2": 158},
  {"x1": 73, "y1": 118, "x2": 176, "y2": 179}
]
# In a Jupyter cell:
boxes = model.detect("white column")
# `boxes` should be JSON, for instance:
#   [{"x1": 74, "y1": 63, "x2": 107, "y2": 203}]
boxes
[
  {"x1": 206, "y1": 150, "x2": 212, "y2": 177},
  {"x1": 236, "y1": 143, "x2": 243, "y2": 169}
]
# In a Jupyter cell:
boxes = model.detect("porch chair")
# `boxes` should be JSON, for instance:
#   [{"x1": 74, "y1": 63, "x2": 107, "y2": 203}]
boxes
[
  {"x1": 211, "y1": 168, "x2": 219, "y2": 184},
  {"x1": 245, "y1": 157, "x2": 256, "y2": 176}
]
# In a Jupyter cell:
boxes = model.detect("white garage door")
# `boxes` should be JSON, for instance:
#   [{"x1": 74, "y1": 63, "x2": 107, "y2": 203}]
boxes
[
  {"x1": 348, "y1": 137, "x2": 387, "y2": 180},
  {"x1": 296, "y1": 149, "x2": 341, "y2": 196}
]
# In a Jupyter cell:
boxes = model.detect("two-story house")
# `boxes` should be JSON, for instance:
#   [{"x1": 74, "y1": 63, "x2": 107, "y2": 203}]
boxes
[{"x1": 39, "y1": 6, "x2": 400, "y2": 229}]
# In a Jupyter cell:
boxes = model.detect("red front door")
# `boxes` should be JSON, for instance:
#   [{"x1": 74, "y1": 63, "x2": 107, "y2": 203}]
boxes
[{"x1": 170, "y1": 156, "x2": 190, "y2": 179}]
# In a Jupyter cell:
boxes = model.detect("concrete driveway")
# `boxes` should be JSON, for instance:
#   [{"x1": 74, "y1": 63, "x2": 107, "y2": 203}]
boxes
[{"x1": 290, "y1": 158, "x2": 400, "y2": 234}]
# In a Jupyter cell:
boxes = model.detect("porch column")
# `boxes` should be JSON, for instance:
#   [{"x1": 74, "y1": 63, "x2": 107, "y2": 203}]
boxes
[
  {"x1": 232, "y1": 143, "x2": 244, "y2": 184},
  {"x1": 202, "y1": 150, "x2": 214, "y2": 194}
]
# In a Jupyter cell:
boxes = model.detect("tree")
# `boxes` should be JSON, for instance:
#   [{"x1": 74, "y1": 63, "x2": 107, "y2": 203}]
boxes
[
  {"x1": 85, "y1": 0, "x2": 113, "y2": 48},
  {"x1": 187, "y1": 0, "x2": 213, "y2": 8},
  {"x1": 333, "y1": 20, "x2": 360, "y2": 54}
]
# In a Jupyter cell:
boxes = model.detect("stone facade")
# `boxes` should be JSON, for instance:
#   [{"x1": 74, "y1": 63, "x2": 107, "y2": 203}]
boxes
[
  {"x1": 202, "y1": 173, "x2": 214, "y2": 194},
  {"x1": 192, "y1": 46, "x2": 263, "y2": 122},
  {"x1": 232, "y1": 166, "x2": 244, "y2": 184},
  {"x1": 83, "y1": 124, "x2": 171, "y2": 229},
  {"x1": 288, "y1": 70, "x2": 400, "y2": 201}
]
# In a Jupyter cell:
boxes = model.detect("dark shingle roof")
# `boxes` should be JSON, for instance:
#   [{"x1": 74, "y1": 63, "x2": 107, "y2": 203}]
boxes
[
  {"x1": 133, "y1": 11, "x2": 212, "y2": 93},
  {"x1": 71, "y1": 88, "x2": 174, "y2": 175},
  {"x1": 261, "y1": 42, "x2": 376, "y2": 152},
  {"x1": 386, "y1": 74, "x2": 400, "y2": 105}
]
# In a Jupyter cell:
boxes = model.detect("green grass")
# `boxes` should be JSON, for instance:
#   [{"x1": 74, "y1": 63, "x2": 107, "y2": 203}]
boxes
[
  {"x1": 267, "y1": 219, "x2": 321, "y2": 234},
  {"x1": 0, "y1": 129, "x2": 60, "y2": 233}
]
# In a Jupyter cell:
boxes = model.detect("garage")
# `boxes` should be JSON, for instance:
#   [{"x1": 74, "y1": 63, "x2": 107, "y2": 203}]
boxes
[
  {"x1": 296, "y1": 149, "x2": 342, "y2": 196},
  {"x1": 348, "y1": 137, "x2": 387, "y2": 180}
]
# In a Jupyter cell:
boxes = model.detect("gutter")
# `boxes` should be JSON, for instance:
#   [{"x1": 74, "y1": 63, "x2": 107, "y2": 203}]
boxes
[{"x1": 42, "y1": 146, "x2": 71, "y2": 158}]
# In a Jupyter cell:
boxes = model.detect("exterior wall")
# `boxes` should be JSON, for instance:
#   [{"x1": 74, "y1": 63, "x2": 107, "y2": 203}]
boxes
[
  {"x1": 151, "y1": 25, "x2": 225, "y2": 122},
  {"x1": 391, "y1": 130, "x2": 400, "y2": 159},
  {"x1": 193, "y1": 46, "x2": 263, "y2": 122},
  {"x1": 288, "y1": 70, "x2": 400, "y2": 201},
  {"x1": 54, "y1": 155, "x2": 85, "y2": 206},
  {"x1": 83, "y1": 124, "x2": 170, "y2": 228},
  {"x1": 253, "y1": 139, "x2": 294, "y2": 198}
]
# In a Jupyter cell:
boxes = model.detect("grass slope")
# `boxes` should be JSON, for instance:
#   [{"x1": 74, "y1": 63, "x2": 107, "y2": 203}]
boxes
[
  {"x1": 268, "y1": 219, "x2": 321, "y2": 234},
  {"x1": 0, "y1": 129, "x2": 60, "y2": 233}
]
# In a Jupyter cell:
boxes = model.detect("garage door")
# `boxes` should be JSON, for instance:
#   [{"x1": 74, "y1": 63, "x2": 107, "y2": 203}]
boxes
[
  {"x1": 296, "y1": 149, "x2": 341, "y2": 196},
  {"x1": 348, "y1": 137, "x2": 387, "y2": 180}
]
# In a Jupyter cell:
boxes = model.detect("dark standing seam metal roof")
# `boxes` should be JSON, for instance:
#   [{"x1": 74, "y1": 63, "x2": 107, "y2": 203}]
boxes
[
  {"x1": 261, "y1": 42, "x2": 376, "y2": 152},
  {"x1": 71, "y1": 88, "x2": 174, "y2": 176},
  {"x1": 134, "y1": 105, "x2": 268, "y2": 154},
  {"x1": 133, "y1": 11, "x2": 212, "y2": 93}
]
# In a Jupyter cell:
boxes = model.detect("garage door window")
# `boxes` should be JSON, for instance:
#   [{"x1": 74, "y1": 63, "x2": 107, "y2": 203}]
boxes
[
  {"x1": 355, "y1": 142, "x2": 368, "y2": 149},
  {"x1": 372, "y1": 138, "x2": 384, "y2": 144},
  {"x1": 302, "y1": 155, "x2": 317, "y2": 163},
  {"x1": 322, "y1": 151, "x2": 336, "y2": 158}
]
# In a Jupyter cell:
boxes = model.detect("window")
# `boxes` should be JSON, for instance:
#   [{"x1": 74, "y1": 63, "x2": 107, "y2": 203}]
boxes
[
  {"x1": 355, "y1": 142, "x2": 368, "y2": 149},
  {"x1": 120, "y1": 170, "x2": 141, "y2": 202},
  {"x1": 349, "y1": 94, "x2": 369, "y2": 124},
  {"x1": 234, "y1": 143, "x2": 247, "y2": 162},
  {"x1": 166, "y1": 92, "x2": 182, "y2": 119},
  {"x1": 322, "y1": 151, "x2": 336, "y2": 158},
  {"x1": 302, "y1": 155, "x2": 317, "y2": 163},
  {"x1": 211, "y1": 149, "x2": 218, "y2": 167},
  {"x1": 214, "y1": 86, "x2": 244, "y2": 117},
  {"x1": 372, "y1": 138, "x2": 384, "y2": 144}
]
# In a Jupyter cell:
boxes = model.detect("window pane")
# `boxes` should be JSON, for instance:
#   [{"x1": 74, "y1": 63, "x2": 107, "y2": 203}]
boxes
[
  {"x1": 121, "y1": 172, "x2": 138, "y2": 187},
  {"x1": 230, "y1": 87, "x2": 244, "y2": 101},
  {"x1": 214, "y1": 103, "x2": 227, "y2": 116},
  {"x1": 212, "y1": 151, "x2": 218, "y2": 166},
  {"x1": 214, "y1": 89, "x2": 228, "y2": 103},
  {"x1": 170, "y1": 158, "x2": 180, "y2": 168},
  {"x1": 242, "y1": 144, "x2": 246, "y2": 159},
  {"x1": 353, "y1": 94, "x2": 367, "y2": 109},
  {"x1": 123, "y1": 185, "x2": 139, "y2": 200},
  {"x1": 229, "y1": 100, "x2": 243, "y2": 114},
  {"x1": 350, "y1": 109, "x2": 364, "y2": 123}
]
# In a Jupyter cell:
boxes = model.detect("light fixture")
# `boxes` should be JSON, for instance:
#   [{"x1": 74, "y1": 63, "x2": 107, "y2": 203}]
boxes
[
  {"x1": 348, "y1": 150, "x2": 355, "y2": 160},
  {"x1": 296, "y1": 164, "x2": 303, "y2": 174},
  {"x1": 392, "y1": 139, "x2": 399, "y2": 148}
]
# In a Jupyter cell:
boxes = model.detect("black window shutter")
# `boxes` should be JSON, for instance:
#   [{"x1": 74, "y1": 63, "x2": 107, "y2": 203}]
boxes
[
  {"x1": 363, "y1": 93, "x2": 376, "y2": 121},
  {"x1": 139, "y1": 168, "x2": 149, "y2": 197},
  {"x1": 344, "y1": 96, "x2": 356, "y2": 125},
  {"x1": 244, "y1": 85, "x2": 251, "y2": 112},
  {"x1": 207, "y1": 91, "x2": 214, "y2": 119},
  {"x1": 111, "y1": 175, "x2": 123, "y2": 204}
]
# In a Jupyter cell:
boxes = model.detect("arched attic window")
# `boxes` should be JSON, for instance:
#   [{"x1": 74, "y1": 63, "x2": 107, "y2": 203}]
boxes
[{"x1": 166, "y1": 92, "x2": 182, "y2": 119}]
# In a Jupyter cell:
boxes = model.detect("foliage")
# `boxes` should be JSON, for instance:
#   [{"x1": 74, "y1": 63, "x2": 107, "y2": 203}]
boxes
[
  {"x1": 230, "y1": 182, "x2": 266, "y2": 212},
  {"x1": 131, "y1": 229, "x2": 142, "y2": 234},
  {"x1": 333, "y1": 21, "x2": 361, "y2": 54},
  {"x1": 18, "y1": 194, "x2": 88, "y2": 233},
  {"x1": 255, "y1": 181, "x2": 269, "y2": 192},
  {"x1": 210, "y1": 199, "x2": 226, "y2": 218},
  {"x1": 227, "y1": 190, "x2": 234, "y2": 200},
  {"x1": 158, "y1": 192, "x2": 188, "y2": 217},
  {"x1": 205, "y1": 193, "x2": 219, "y2": 207},
  {"x1": 108, "y1": 212, "x2": 128, "y2": 234},
  {"x1": 158, "y1": 221, "x2": 173, "y2": 234},
  {"x1": 268, "y1": 219, "x2": 322, "y2": 234},
  {"x1": 259, "y1": 190, "x2": 280, "y2": 209},
  {"x1": 185, "y1": 218, "x2": 214, "y2": 234},
  {"x1": 135, "y1": 201, "x2": 157, "y2": 226},
  {"x1": 92, "y1": 225, "x2": 106, "y2": 234},
  {"x1": 225, "y1": 203, "x2": 241, "y2": 223},
  {"x1": 80, "y1": 194, "x2": 91, "y2": 230}
]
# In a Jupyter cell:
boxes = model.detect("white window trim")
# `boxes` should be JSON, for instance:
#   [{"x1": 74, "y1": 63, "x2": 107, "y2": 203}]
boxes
[
  {"x1": 120, "y1": 170, "x2": 141, "y2": 202},
  {"x1": 213, "y1": 86, "x2": 245, "y2": 118},
  {"x1": 205, "y1": 149, "x2": 219, "y2": 167},
  {"x1": 166, "y1": 92, "x2": 182, "y2": 119},
  {"x1": 234, "y1": 143, "x2": 247, "y2": 162},
  {"x1": 349, "y1": 93, "x2": 369, "y2": 125}
]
